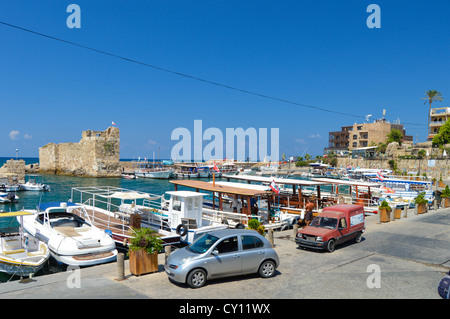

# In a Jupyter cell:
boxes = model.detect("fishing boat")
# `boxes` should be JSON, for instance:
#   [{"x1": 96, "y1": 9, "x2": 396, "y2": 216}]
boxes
[
  {"x1": 174, "y1": 165, "x2": 199, "y2": 178},
  {"x1": 20, "y1": 202, "x2": 118, "y2": 266},
  {"x1": 0, "y1": 211, "x2": 49, "y2": 277},
  {"x1": 220, "y1": 162, "x2": 239, "y2": 175},
  {"x1": 134, "y1": 161, "x2": 174, "y2": 179},
  {"x1": 0, "y1": 192, "x2": 19, "y2": 204},
  {"x1": 19, "y1": 176, "x2": 50, "y2": 191},
  {"x1": 196, "y1": 165, "x2": 222, "y2": 178}
]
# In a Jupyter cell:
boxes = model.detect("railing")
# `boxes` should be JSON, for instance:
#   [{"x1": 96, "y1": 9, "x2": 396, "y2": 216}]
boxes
[{"x1": 202, "y1": 207, "x2": 262, "y2": 226}]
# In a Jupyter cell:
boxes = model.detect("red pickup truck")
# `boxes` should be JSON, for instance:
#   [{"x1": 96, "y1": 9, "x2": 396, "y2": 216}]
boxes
[{"x1": 295, "y1": 204, "x2": 365, "y2": 252}]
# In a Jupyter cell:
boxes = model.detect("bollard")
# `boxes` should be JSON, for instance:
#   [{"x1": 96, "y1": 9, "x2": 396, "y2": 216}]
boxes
[
  {"x1": 267, "y1": 229, "x2": 274, "y2": 247},
  {"x1": 292, "y1": 224, "x2": 298, "y2": 241},
  {"x1": 404, "y1": 206, "x2": 408, "y2": 218},
  {"x1": 165, "y1": 245, "x2": 172, "y2": 263},
  {"x1": 377, "y1": 210, "x2": 381, "y2": 224},
  {"x1": 434, "y1": 199, "x2": 438, "y2": 211},
  {"x1": 117, "y1": 252, "x2": 125, "y2": 281}
]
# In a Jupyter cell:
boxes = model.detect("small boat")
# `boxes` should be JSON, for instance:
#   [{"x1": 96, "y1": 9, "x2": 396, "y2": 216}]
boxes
[
  {"x1": 220, "y1": 162, "x2": 239, "y2": 175},
  {"x1": 0, "y1": 183, "x2": 21, "y2": 192},
  {"x1": 121, "y1": 173, "x2": 137, "y2": 179},
  {"x1": 20, "y1": 176, "x2": 50, "y2": 191},
  {"x1": 134, "y1": 162, "x2": 174, "y2": 179},
  {"x1": 0, "y1": 211, "x2": 50, "y2": 277},
  {"x1": 20, "y1": 202, "x2": 118, "y2": 266},
  {"x1": 0, "y1": 192, "x2": 19, "y2": 204},
  {"x1": 174, "y1": 165, "x2": 199, "y2": 178}
]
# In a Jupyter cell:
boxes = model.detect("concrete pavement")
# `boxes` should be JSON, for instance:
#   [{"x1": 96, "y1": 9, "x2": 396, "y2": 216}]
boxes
[{"x1": 1, "y1": 207, "x2": 449, "y2": 300}]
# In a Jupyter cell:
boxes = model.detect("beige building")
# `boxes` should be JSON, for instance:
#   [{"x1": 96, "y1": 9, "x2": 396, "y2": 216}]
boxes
[
  {"x1": 325, "y1": 119, "x2": 413, "y2": 154},
  {"x1": 39, "y1": 127, "x2": 121, "y2": 177},
  {"x1": 429, "y1": 107, "x2": 450, "y2": 140}
]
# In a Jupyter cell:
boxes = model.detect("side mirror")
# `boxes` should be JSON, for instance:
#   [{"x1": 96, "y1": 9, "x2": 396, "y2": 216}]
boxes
[{"x1": 211, "y1": 249, "x2": 219, "y2": 256}]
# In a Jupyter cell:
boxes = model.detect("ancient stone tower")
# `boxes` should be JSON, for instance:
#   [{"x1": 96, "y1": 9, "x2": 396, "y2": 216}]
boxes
[{"x1": 39, "y1": 127, "x2": 121, "y2": 177}]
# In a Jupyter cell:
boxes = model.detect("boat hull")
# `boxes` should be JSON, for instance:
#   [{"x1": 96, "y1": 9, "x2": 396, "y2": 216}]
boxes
[{"x1": 135, "y1": 170, "x2": 173, "y2": 179}]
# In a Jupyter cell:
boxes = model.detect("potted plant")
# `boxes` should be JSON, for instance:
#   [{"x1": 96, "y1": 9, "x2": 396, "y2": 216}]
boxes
[
  {"x1": 439, "y1": 175, "x2": 445, "y2": 188},
  {"x1": 414, "y1": 192, "x2": 428, "y2": 214},
  {"x1": 247, "y1": 218, "x2": 266, "y2": 236},
  {"x1": 378, "y1": 200, "x2": 391, "y2": 223},
  {"x1": 441, "y1": 185, "x2": 450, "y2": 208},
  {"x1": 128, "y1": 227, "x2": 163, "y2": 276}
]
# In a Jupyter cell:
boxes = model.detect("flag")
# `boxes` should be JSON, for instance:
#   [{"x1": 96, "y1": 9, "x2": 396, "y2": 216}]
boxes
[
  {"x1": 112, "y1": 121, "x2": 117, "y2": 126},
  {"x1": 376, "y1": 171, "x2": 385, "y2": 181},
  {"x1": 213, "y1": 162, "x2": 220, "y2": 172},
  {"x1": 270, "y1": 180, "x2": 280, "y2": 195}
]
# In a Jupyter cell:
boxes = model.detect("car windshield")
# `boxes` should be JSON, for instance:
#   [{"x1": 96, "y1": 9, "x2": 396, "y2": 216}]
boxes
[
  {"x1": 188, "y1": 233, "x2": 220, "y2": 254},
  {"x1": 310, "y1": 217, "x2": 338, "y2": 229}
]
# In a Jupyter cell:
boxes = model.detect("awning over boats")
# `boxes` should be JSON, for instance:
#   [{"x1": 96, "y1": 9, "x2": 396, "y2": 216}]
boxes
[
  {"x1": 106, "y1": 191, "x2": 159, "y2": 200},
  {"x1": 222, "y1": 174, "x2": 327, "y2": 186},
  {"x1": 311, "y1": 178, "x2": 380, "y2": 188},
  {"x1": 170, "y1": 180, "x2": 273, "y2": 197}
]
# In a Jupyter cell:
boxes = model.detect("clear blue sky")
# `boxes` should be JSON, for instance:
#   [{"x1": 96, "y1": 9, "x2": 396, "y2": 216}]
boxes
[{"x1": 1, "y1": 1, "x2": 449, "y2": 160}]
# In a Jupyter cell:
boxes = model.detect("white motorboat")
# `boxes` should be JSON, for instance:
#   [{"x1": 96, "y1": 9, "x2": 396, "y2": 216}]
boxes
[
  {"x1": 0, "y1": 211, "x2": 50, "y2": 277},
  {"x1": 20, "y1": 202, "x2": 117, "y2": 266},
  {"x1": 20, "y1": 176, "x2": 50, "y2": 191},
  {"x1": 0, "y1": 192, "x2": 19, "y2": 203},
  {"x1": 0, "y1": 184, "x2": 21, "y2": 192}
]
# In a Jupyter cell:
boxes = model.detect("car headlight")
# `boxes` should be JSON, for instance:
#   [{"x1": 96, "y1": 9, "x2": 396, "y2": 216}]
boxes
[{"x1": 316, "y1": 236, "x2": 323, "y2": 242}]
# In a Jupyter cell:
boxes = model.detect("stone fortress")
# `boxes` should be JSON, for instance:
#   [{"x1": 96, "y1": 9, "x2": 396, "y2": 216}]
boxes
[{"x1": 39, "y1": 127, "x2": 121, "y2": 177}]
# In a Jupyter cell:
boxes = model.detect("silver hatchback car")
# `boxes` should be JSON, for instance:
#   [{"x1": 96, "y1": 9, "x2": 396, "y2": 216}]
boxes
[{"x1": 165, "y1": 229, "x2": 280, "y2": 288}]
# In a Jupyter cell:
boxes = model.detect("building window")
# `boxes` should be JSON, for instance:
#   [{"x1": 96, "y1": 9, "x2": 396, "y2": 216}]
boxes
[
  {"x1": 353, "y1": 135, "x2": 357, "y2": 139},
  {"x1": 352, "y1": 142, "x2": 357, "y2": 147}
]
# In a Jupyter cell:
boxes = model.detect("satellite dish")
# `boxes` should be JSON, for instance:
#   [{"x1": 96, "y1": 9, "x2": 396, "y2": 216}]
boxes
[{"x1": 365, "y1": 114, "x2": 372, "y2": 122}]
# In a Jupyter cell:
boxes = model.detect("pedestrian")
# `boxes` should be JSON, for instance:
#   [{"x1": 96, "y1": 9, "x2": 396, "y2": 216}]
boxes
[{"x1": 304, "y1": 199, "x2": 315, "y2": 226}]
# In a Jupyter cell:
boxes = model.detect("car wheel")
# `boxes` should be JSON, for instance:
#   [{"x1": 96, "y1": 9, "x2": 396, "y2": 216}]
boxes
[
  {"x1": 187, "y1": 269, "x2": 207, "y2": 288},
  {"x1": 354, "y1": 232, "x2": 362, "y2": 243},
  {"x1": 259, "y1": 260, "x2": 276, "y2": 278},
  {"x1": 326, "y1": 239, "x2": 335, "y2": 253}
]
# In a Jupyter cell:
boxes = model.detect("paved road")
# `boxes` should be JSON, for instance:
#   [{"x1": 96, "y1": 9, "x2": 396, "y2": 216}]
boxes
[{"x1": 1, "y1": 208, "x2": 449, "y2": 303}]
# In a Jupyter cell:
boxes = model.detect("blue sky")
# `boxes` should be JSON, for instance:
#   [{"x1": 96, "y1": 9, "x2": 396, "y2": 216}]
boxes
[{"x1": 1, "y1": 1, "x2": 449, "y2": 160}]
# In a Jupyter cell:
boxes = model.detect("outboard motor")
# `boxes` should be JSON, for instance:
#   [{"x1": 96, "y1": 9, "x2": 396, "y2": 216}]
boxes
[{"x1": 6, "y1": 192, "x2": 15, "y2": 202}]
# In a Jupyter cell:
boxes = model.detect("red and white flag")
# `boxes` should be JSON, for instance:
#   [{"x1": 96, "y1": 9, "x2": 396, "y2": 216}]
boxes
[
  {"x1": 376, "y1": 171, "x2": 385, "y2": 181},
  {"x1": 270, "y1": 180, "x2": 280, "y2": 195},
  {"x1": 213, "y1": 162, "x2": 220, "y2": 172},
  {"x1": 112, "y1": 121, "x2": 117, "y2": 126}
]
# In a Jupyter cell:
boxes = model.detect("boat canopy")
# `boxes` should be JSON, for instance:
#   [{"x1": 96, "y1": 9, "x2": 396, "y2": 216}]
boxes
[
  {"x1": 38, "y1": 202, "x2": 78, "y2": 211},
  {"x1": 106, "y1": 191, "x2": 159, "y2": 200}
]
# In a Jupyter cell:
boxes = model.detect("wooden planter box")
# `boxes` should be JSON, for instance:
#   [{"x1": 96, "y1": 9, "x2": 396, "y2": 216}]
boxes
[
  {"x1": 129, "y1": 249, "x2": 158, "y2": 276},
  {"x1": 394, "y1": 208, "x2": 402, "y2": 219},
  {"x1": 417, "y1": 203, "x2": 427, "y2": 214},
  {"x1": 442, "y1": 197, "x2": 450, "y2": 208},
  {"x1": 380, "y1": 209, "x2": 390, "y2": 223},
  {"x1": 439, "y1": 181, "x2": 446, "y2": 188}
]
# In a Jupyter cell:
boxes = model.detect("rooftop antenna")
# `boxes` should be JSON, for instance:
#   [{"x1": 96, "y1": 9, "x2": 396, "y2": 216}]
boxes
[{"x1": 382, "y1": 109, "x2": 386, "y2": 119}]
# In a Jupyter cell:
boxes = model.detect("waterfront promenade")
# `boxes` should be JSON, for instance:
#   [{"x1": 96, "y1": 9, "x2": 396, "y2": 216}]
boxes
[{"x1": 1, "y1": 207, "x2": 449, "y2": 300}]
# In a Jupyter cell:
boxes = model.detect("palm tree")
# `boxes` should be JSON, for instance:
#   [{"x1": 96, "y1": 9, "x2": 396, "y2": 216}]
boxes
[{"x1": 422, "y1": 90, "x2": 443, "y2": 135}]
